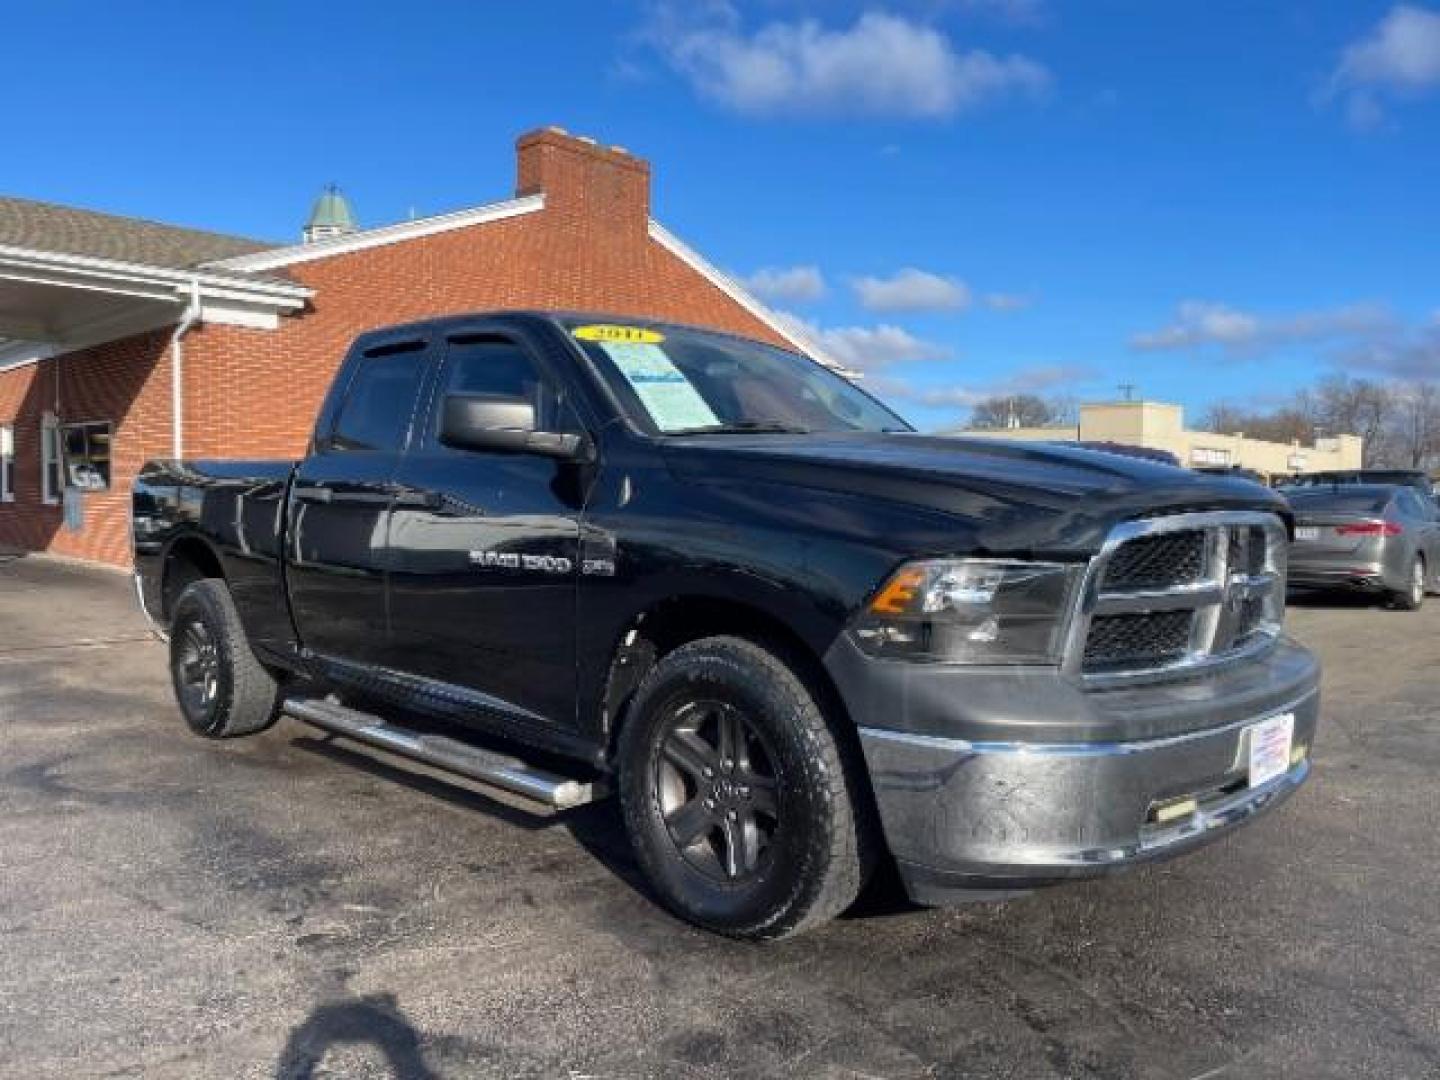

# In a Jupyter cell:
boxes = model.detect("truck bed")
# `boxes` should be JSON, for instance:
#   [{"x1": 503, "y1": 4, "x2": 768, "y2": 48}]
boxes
[{"x1": 133, "y1": 458, "x2": 299, "y2": 657}]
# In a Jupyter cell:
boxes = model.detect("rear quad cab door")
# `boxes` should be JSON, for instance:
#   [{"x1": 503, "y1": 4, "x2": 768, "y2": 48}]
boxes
[
  {"x1": 384, "y1": 330, "x2": 592, "y2": 730},
  {"x1": 287, "y1": 337, "x2": 434, "y2": 667}
]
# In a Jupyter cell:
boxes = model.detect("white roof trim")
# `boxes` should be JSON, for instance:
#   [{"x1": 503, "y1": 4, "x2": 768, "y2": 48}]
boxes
[
  {"x1": 646, "y1": 219, "x2": 852, "y2": 375},
  {"x1": 0, "y1": 342, "x2": 55, "y2": 373},
  {"x1": 0, "y1": 244, "x2": 311, "y2": 305},
  {"x1": 208, "y1": 194, "x2": 547, "y2": 273}
]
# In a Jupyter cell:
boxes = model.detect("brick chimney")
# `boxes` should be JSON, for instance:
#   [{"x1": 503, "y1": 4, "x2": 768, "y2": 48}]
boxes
[{"x1": 516, "y1": 127, "x2": 651, "y2": 238}]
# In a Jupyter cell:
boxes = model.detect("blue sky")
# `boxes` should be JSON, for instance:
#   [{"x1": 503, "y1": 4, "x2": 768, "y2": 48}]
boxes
[{"x1": 5, "y1": 1, "x2": 1438, "y2": 430}]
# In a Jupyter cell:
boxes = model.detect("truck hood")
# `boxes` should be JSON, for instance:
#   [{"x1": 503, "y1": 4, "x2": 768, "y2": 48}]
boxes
[{"x1": 662, "y1": 432, "x2": 1291, "y2": 557}]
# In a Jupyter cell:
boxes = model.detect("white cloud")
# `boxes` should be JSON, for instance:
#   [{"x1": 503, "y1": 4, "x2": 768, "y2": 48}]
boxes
[
  {"x1": 854, "y1": 268, "x2": 972, "y2": 312},
  {"x1": 1327, "y1": 4, "x2": 1440, "y2": 129},
  {"x1": 871, "y1": 378, "x2": 984, "y2": 409},
  {"x1": 739, "y1": 264, "x2": 826, "y2": 304},
  {"x1": 646, "y1": 5, "x2": 1051, "y2": 118},
  {"x1": 951, "y1": 0, "x2": 1048, "y2": 25},
  {"x1": 982, "y1": 291, "x2": 1033, "y2": 311},
  {"x1": 780, "y1": 312, "x2": 951, "y2": 370},
  {"x1": 1131, "y1": 300, "x2": 1394, "y2": 353},
  {"x1": 873, "y1": 362, "x2": 1095, "y2": 411},
  {"x1": 1339, "y1": 322, "x2": 1440, "y2": 379}
]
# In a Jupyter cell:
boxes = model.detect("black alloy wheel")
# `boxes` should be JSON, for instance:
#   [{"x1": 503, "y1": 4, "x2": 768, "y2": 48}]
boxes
[
  {"x1": 618, "y1": 636, "x2": 873, "y2": 940},
  {"x1": 175, "y1": 617, "x2": 222, "y2": 721},
  {"x1": 168, "y1": 578, "x2": 281, "y2": 738},
  {"x1": 654, "y1": 700, "x2": 781, "y2": 883}
]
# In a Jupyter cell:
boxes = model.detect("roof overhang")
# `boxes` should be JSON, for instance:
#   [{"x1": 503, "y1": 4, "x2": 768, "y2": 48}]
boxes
[
  {"x1": 0, "y1": 244, "x2": 312, "y2": 368},
  {"x1": 208, "y1": 194, "x2": 546, "y2": 273}
]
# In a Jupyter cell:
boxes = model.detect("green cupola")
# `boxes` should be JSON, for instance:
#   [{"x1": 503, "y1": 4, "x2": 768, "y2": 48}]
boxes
[{"x1": 303, "y1": 184, "x2": 357, "y2": 243}]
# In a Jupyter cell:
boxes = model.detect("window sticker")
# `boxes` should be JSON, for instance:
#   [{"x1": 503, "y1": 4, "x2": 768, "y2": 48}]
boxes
[
  {"x1": 598, "y1": 342, "x2": 719, "y2": 431},
  {"x1": 572, "y1": 324, "x2": 665, "y2": 345}
]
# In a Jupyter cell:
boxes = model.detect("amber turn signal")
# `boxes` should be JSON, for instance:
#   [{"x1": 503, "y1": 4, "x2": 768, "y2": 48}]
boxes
[{"x1": 869, "y1": 568, "x2": 926, "y2": 615}]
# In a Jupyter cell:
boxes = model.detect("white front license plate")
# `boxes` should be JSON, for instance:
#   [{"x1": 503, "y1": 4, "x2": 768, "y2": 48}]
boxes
[
  {"x1": 1295, "y1": 527, "x2": 1319, "y2": 541},
  {"x1": 1247, "y1": 713, "x2": 1294, "y2": 788}
]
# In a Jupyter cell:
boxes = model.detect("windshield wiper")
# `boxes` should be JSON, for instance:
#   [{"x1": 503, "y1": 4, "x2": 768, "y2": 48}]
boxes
[{"x1": 666, "y1": 421, "x2": 812, "y2": 435}]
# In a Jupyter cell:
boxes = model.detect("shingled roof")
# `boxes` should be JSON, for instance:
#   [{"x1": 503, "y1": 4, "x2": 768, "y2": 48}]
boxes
[{"x1": 0, "y1": 195, "x2": 276, "y2": 268}]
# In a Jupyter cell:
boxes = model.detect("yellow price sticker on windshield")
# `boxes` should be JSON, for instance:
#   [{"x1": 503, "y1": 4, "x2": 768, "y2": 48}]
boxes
[{"x1": 572, "y1": 324, "x2": 665, "y2": 345}]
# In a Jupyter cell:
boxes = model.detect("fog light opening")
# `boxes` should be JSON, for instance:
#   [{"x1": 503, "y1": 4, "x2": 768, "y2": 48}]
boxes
[{"x1": 1150, "y1": 795, "x2": 1199, "y2": 826}]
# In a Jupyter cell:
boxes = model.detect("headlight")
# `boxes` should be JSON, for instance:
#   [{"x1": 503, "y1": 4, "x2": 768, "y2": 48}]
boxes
[{"x1": 851, "y1": 559, "x2": 1082, "y2": 664}]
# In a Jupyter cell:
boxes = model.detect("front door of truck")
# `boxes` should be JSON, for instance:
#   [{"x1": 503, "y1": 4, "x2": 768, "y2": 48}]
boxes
[
  {"x1": 287, "y1": 337, "x2": 432, "y2": 667},
  {"x1": 385, "y1": 330, "x2": 589, "y2": 731}
]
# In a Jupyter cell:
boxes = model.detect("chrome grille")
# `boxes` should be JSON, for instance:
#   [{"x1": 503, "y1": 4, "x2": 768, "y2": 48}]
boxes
[
  {"x1": 1069, "y1": 511, "x2": 1288, "y2": 684},
  {"x1": 1101, "y1": 530, "x2": 1207, "y2": 590},
  {"x1": 1083, "y1": 611, "x2": 1194, "y2": 671}
]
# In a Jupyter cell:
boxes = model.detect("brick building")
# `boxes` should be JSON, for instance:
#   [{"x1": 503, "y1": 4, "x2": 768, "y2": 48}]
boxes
[{"x1": 0, "y1": 128, "x2": 833, "y2": 567}]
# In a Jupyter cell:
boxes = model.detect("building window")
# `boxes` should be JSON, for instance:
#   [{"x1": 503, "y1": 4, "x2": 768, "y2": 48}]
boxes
[
  {"x1": 61, "y1": 421, "x2": 113, "y2": 491},
  {"x1": 41, "y1": 416, "x2": 62, "y2": 504},
  {"x1": 1, "y1": 424, "x2": 13, "y2": 502},
  {"x1": 1191, "y1": 447, "x2": 1232, "y2": 467}
]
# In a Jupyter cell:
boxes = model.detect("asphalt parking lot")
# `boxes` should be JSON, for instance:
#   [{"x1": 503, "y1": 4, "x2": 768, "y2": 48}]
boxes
[{"x1": 1, "y1": 554, "x2": 1437, "y2": 1079}]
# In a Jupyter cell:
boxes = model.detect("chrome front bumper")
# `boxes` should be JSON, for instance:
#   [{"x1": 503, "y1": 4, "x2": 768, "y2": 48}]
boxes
[{"x1": 850, "y1": 666, "x2": 1320, "y2": 905}]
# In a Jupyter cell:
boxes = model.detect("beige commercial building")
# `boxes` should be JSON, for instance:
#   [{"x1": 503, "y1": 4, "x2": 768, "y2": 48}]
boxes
[{"x1": 952, "y1": 400, "x2": 1363, "y2": 479}]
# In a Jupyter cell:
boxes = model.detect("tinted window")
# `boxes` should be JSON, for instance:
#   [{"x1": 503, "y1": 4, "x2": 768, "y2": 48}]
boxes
[
  {"x1": 331, "y1": 349, "x2": 426, "y2": 452},
  {"x1": 437, "y1": 338, "x2": 571, "y2": 433},
  {"x1": 1284, "y1": 489, "x2": 1391, "y2": 514},
  {"x1": 1396, "y1": 490, "x2": 1428, "y2": 519}
]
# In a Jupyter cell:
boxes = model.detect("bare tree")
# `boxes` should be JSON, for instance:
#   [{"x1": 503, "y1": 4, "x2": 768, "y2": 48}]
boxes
[
  {"x1": 1200, "y1": 402, "x2": 1312, "y2": 445},
  {"x1": 1309, "y1": 375, "x2": 1393, "y2": 466},
  {"x1": 1200, "y1": 401, "x2": 1250, "y2": 435},
  {"x1": 1390, "y1": 382, "x2": 1440, "y2": 469},
  {"x1": 968, "y1": 393, "x2": 1068, "y2": 430},
  {"x1": 1245, "y1": 408, "x2": 1315, "y2": 446}
]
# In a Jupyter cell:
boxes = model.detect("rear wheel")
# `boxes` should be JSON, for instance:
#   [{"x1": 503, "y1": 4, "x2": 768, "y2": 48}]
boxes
[
  {"x1": 169, "y1": 579, "x2": 281, "y2": 738},
  {"x1": 617, "y1": 636, "x2": 872, "y2": 940},
  {"x1": 1390, "y1": 557, "x2": 1425, "y2": 611}
]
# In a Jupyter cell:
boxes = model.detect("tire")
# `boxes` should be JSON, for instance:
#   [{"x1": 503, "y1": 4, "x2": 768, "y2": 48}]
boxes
[
  {"x1": 169, "y1": 579, "x2": 281, "y2": 738},
  {"x1": 617, "y1": 636, "x2": 873, "y2": 940},
  {"x1": 1390, "y1": 557, "x2": 1425, "y2": 611}
]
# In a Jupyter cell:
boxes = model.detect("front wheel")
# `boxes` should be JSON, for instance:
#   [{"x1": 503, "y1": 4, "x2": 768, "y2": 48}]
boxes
[
  {"x1": 617, "y1": 636, "x2": 873, "y2": 940},
  {"x1": 169, "y1": 579, "x2": 281, "y2": 738}
]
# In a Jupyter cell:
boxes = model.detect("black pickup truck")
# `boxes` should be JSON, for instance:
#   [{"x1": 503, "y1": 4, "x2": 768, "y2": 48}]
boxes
[{"x1": 134, "y1": 311, "x2": 1320, "y2": 939}]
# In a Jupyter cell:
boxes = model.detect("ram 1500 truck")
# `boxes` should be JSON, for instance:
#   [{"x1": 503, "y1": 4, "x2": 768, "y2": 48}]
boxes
[{"x1": 134, "y1": 311, "x2": 1320, "y2": 939}]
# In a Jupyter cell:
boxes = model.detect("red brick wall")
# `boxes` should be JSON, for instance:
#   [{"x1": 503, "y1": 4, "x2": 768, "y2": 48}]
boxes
[
  {"x1": 0, "y1": 129, "x2": 799, "y2": 565},
  {"x1": 0, "y1": 329, "x2": 172, "y2": 565}
]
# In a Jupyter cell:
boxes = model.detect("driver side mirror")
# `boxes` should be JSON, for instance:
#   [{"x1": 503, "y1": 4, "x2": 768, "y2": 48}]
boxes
[{"x1": 439, "y1": 393, "x2": 590, "y2": 461}]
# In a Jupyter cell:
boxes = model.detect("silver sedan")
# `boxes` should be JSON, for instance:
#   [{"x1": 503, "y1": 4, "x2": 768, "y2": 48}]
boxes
[{"x1": 1284, "y1": 484, "x2": 1440, "y2": 610}]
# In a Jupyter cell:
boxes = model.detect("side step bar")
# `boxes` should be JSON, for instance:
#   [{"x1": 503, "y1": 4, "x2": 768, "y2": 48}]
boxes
[{"x1": 283, "y1": 697, "x2": 605, "y2": 809}]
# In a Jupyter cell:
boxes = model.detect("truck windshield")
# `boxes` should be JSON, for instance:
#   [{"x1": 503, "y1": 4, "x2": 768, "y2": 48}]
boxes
[{"x1": 565, "y1": 320, "x2": 911, "y2": 435}]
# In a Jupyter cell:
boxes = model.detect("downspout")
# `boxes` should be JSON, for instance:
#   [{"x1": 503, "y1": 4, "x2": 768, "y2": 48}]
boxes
[{"x1": 170, "y1": 278, "x2": 201, "y2": 459}]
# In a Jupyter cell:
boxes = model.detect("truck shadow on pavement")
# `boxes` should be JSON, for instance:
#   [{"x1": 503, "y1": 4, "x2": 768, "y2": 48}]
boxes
[
  {"x1": 275, "y1": 992, "x2": 439, "y2": 1079},
  {"x1": 286, "y1": 730, "x2": 920, "y2": 928},
  {"x1": 289, "y1": 730, "x2": 659, "y2": 896}
]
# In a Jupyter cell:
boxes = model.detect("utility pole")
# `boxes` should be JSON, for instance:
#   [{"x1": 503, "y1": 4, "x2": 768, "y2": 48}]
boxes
[{"x1": 1117, "y1": 383, "x2": 1137, "y2": 402}]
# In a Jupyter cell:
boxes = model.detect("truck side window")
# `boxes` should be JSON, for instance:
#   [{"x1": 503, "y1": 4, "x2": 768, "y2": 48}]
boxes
[
  {"x1": 438, "y1": 338, "x2": 574, "y2": 435},
  {"x1": 329, "y1": 348, "x2": 426, "y2": 452}
]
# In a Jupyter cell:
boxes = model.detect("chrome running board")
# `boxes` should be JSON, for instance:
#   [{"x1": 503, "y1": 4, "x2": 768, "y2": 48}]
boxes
[{"x1": 283, "y1": 696, "x2": 605, "y2": 809}]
